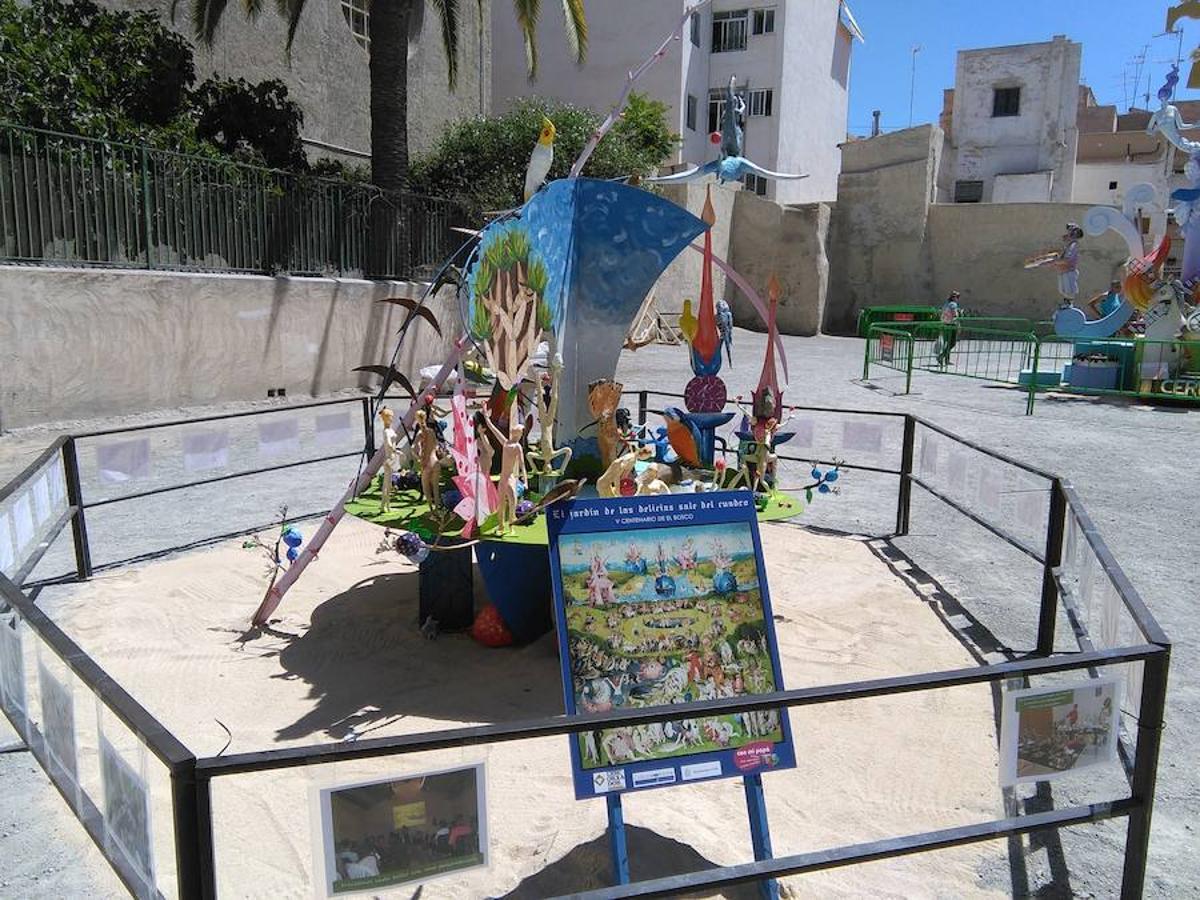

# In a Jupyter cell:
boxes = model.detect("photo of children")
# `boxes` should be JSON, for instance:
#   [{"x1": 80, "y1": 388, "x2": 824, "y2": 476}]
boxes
[
  {"x1": 1000, "y1": 678, "x2": 1122, "y2": 786},
  {"x1": 316, "y1": 764, "x2": 487, "y2": 897},
  {"x1": 556, "y1": 520, "x2": 785, "y2": 773}
]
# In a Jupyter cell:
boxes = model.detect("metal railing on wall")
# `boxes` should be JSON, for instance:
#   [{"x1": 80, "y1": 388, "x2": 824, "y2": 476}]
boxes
[
  {"x1": 863, "y1": 323, "x2": 1200, "y2": 415},
  {"x1": 0, "y1": 391, "x2": 1172, "y2": 899},
  {"x1": 0, "y1": 122, "x2": 467, "y2": 279}
]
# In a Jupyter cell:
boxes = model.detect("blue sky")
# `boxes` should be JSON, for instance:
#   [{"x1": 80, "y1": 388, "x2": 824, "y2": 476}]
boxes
[{"x1": 846, "y1": 0, "x2": 1198, "y2": 135}]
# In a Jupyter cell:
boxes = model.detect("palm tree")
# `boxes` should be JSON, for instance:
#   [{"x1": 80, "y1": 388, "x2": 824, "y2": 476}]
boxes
[{"x1": 191, "y1": 0, "x2": 588, "y2": 194}]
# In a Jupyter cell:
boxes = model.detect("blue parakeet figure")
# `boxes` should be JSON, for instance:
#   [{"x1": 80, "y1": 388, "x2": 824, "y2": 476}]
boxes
[{"x1": 716, "y1": 298, "x2": 734, "y2": 364}]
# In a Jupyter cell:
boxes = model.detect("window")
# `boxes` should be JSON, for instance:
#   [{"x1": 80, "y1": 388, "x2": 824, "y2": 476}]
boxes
[
  {"x1": 712, "y1": 9, "x2": 748, "y2": 53},
  {"x1": 340, "y1": 0, "x2": 369, "y2": 49},
  {"x1": 954, "y1": 180, "x2": 984, "y2": 203},
  {"x1": 752, "y1": 8, "x2": 775, "y2": 35},
  {"x1": 690, "y1": 11, "x2": 701, "y2": 47},
  {"x1": 748, "y1": 88, "x2": 773, "y2": 117},
  {"x1": 686, "y1": 94, "x2": 698, "y2": 131},
  {"x1": 1108, "y1": 180, "x2": 1118, "y2": 190},
  {"x1": 992, "y1": 87, "x2": 1020, "y2": 117},
  {"x1": 708, "y1": 87, "x2": 747, "y2": 134},
  {"x1": 744, "y1": 173, "x2": 768, "y2": 196}
]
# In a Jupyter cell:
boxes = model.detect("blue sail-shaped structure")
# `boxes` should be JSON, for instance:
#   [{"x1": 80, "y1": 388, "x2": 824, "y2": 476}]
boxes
[{"x1": 464, "y1": 177, "x2": 708, "y2": 447}]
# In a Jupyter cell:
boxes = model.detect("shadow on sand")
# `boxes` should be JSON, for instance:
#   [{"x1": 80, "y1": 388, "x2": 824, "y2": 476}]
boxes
[
  {"x1": 495, "y1": 824, "x2": 762, "y2": 900},
  {"x1": 253, "y1": 568, "x2": 564, "y2": 741}
]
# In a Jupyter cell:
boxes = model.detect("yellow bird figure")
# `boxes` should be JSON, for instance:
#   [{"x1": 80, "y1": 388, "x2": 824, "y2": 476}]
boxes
[
  {"x1": 679, "y1": 298, "x2": 698, "y2": 344},
  {"x1": 524, "y1": 117, "x2": 556, "y2": 202}
]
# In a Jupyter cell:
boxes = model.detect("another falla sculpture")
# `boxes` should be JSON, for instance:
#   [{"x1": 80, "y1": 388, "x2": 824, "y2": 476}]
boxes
[
  {"x1": 527, "y1": 348, "x2": 572, "y2": 488},
  {"x1": 647, "y1": 76, "x2": 809, "y2": 186},
  {"x1": 481, "y1": 414, "x2": 527, "y2": 534},
  {"x1": 378, "y1": 406, "x2": 401, "y2": 513},
  {"x1": 664, "y1": 186, "x2": 734, "y2": 468},
  {"x1": 413, "y1": 409, "x2": 446, "y2": 510}
]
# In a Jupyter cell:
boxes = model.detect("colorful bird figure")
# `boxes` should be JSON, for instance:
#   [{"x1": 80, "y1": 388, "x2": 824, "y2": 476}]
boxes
[
  {"x1": 679, "y1": 298, "x2": 698, "y2": 344},
  {"x1": 647, "y1": 76, "x2": 808, "y2": 186},
  {"x1": 662, "y1": 406, "x2": 702, "y2": 468},
  {"x1": 716, "y1": 298, "x2": 733, "y2": 364},
  {"x1": 524, "y1": 117, "x2": 556, "y2": 202}
]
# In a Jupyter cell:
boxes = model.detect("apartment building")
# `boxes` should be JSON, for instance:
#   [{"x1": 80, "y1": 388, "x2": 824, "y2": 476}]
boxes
[{"x1": 491, "y1": 1, "x2": 864, "y2": 204}]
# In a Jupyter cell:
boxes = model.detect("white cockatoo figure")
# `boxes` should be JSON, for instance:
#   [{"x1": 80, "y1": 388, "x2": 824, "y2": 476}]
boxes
[{"x1": 524, "y1": 117, "x2": 556, "y2": 202}]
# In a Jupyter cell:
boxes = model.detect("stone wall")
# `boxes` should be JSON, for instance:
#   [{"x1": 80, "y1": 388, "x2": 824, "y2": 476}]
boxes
[{"x1": 0, "y1": 267, "x2": 457, "y2": 429}]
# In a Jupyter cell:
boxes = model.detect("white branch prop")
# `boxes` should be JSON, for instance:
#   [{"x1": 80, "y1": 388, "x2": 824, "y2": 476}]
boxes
[
  {"x1": 568, "y1": 0, "x2": 715, "y2": 179},
  {"x1": 252, "y1": 334, "x2": 469, "y2": 625}
]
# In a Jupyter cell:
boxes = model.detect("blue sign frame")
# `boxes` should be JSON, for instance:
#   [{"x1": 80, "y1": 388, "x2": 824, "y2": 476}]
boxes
[{"x1": 547, "y1": 491, "x2": 796, "y2": 799}]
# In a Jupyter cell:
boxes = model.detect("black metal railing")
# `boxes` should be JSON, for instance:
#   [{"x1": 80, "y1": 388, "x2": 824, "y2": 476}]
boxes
[
  {"x1": 0, "y1": 122, "x2": 467, "y2": 279},
  {"x1": 0, "y1": 388, "x2": 1172, "y2": 899}
]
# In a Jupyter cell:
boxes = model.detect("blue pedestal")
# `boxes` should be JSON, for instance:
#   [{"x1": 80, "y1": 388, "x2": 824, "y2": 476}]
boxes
[{"x1": 474, "y1": 541, "x2": 553, "y2": 643}]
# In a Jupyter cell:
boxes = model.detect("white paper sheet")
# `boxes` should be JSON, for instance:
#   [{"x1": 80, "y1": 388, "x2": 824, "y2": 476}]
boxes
[
  {"x1": 12, "y1": 494, "x2": 34, "y2": 552},
  {"x1": 0, "y1": 513, "x2": 14, "y2": 576},
  {"x1": 314, "y1": 411, "x2": 354, "y2": 446},
  {"x1": 258, "y1": 419, "x2": 300, "y2": 458},
  {"x1": 786, "y1": 418, "x2": 814, "y2": 449},
  {"x1": 32, "y1": 474, "x2": 52, "y2": 525},
  {"x1": 946, "y1": 450, "x2": 968, "y2": 493},
  {"x1": 48, "y1": 460, "x2": 66, "y2": 506},
  {"x1": 842, "y1": 421, "x2": 883, "y2": 454},
  {"x1": 99, "y1": 735, "x2": 156, "y2": 893},
  {"x1": 97, "y1": 439, "x2": 152, "y2": 484},
  {"x1": 182, "y1": 430, "x2": 229, "y2": 473},
  {"x1": 975, "y1": 467, "x2": 1003, "y2": 515},
  {"x1": 1016, "y1": 490, "x2": 1045, "y2": 535},
  {"x1": 919, "y1": 435, "x2": 938, "y2": 476},
  {"x1": 0, "y1": 617, "x2": 26, "y2": 723}
]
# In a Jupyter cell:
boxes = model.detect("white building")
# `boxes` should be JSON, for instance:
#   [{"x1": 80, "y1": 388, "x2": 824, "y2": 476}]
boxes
[
  {"x1": 939, "y1": 36, "x2": 1081, "y2": 204},
  {"x1": 491, "y1": 1, "x2": 863, "y2": 204}
]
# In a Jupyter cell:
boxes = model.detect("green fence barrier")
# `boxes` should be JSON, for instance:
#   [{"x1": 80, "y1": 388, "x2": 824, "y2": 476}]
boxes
[
  {"x1": 863, "y1": 321, "x2": 1200, "y2": 415},
  {"x1": 0, "y1": 122, "x2": 468, "y2": 279}
]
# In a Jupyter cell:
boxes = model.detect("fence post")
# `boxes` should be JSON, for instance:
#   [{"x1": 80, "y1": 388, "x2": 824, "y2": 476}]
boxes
[
  {"x1": 1036, "y1": 479, "x2": 1066, "y2": 656},
  {"x1": 862, "y1": 328, "x2": 872, "y2": 381},
  {"x1": 362, "y1": 397, "x2": 376, "y2": 459},
  {"x1": 1026, "y1": 336, "x2": 1041, "y2": 416},
  {"x1": 140, "y1": 147, "x2": 154, "y2": 269},
  {"x1": 62, "y1": 438, "x2": 92, "y2": 579},
  {"x1": 1120, "y1": 646, "x2": 1171, "y2": 899},
  {"x1": 637, "y1": 390, "x2": 648, "y2": 427},
  {"x1": 195, "y1": 772, "x2": 217, "y2": 899},
  {"x1": 895, "y1": 415, "x2": 915, "y2": 537},
  {"x1": 904, "y1": 333, "x2": 914, "y2": 395},
  {"x1": 171, "y1": 760, "x2": 203, "y2": 900}
]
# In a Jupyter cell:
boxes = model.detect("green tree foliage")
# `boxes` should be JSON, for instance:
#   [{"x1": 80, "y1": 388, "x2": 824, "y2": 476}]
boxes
[
  {"x1": 194, "y1": 78, "x2": 305, "y2": 169},
  {"x1": 409, "y1": 94, "x2": 680, "y2": 215},
  {"x1": 0, "y1": 0, "x2": 305, "y2": 167}
]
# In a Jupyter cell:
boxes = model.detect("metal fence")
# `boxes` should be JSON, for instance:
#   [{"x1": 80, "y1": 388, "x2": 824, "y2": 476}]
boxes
[
  {"x1": 0, "y1": 390, "x2": 1172, "y2": 898},
  {"x1": 864, "y1": 323, "x2": 1200, "y2": 415},
  {"x1": 0, "y1": 122, "x2": 467, "y2": 279}
]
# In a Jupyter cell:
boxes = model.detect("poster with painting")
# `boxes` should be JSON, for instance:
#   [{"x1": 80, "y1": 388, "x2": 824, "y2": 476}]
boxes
[
  {"x1": 38, "y1": 659, "x2": 80, "y2": 808},
  {"x1": 999, "y1": 677, "x2": 1122, "y2": 786},
  {"x1": 100, "y1": 735, "x2": 156, "y2": 894},
  {"x1": 313, "y1": 764, "x2": 487, "y2": 897},
  {"x1": 547, "y1": 491, "x2": 795, "y2": 799},
  {"x1": 0, "y1": 614, "x2": 27, "y2": 736}
]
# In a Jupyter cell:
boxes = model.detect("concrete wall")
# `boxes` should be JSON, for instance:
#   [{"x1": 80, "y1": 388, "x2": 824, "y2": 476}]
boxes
[
  {"x1": 0, "y1": 267, "x2": 458, "y2": 429},
  {"x1": 946, "y1": 36, "x2": 1080, "y2": 204},
  {"x1": 102, "y1": 0, "x2": 490, "y2": 162},
  {"x1": 926, "y1": 202, "x2": 1129, "y2": 318},
  {"x1": 825, "y1": 125, "x2": 942, "y2": 333}
]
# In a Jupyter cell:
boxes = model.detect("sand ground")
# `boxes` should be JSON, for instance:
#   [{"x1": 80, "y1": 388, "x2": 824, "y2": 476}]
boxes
[{"x1": 10, "y1": 514, "x2": 1003, "y2": 898}]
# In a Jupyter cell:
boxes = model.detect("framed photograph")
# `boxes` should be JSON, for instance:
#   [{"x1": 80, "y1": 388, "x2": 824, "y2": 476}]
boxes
[
  {"x1": 547, "y1": 492, "x2": 796, "y2": 799},
  {"x1": 0, "y1": 614, "x2": 28, "y2": 738},
  {"x1": 38, "y1": 659, "x2": 81, "y2": 810},
  {"x1": 100, "y1": 735, "x2": 156, "y2": 894},
  {"x1": 313, "y1": 763, "x2": 488, "y2": 897},
  {"x1": 1000, "y1": 677, "x2": 1122, "y2": 786}
]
